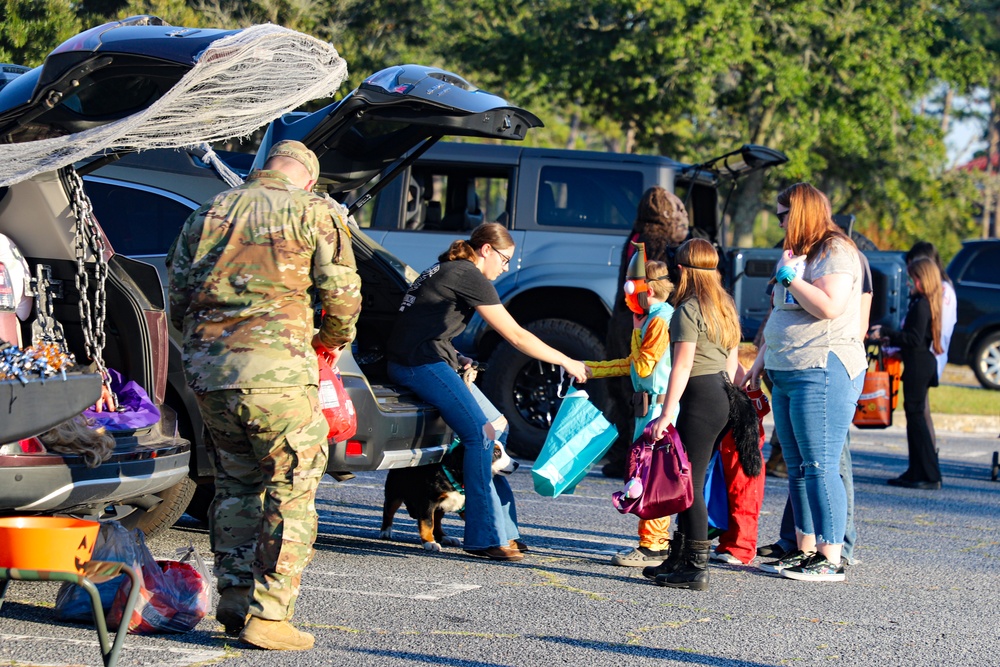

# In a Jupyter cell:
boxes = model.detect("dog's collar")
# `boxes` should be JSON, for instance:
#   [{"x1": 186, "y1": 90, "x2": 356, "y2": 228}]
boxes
[{"x1": 442, "y1": 438, "x2": 465, "y2": 497}]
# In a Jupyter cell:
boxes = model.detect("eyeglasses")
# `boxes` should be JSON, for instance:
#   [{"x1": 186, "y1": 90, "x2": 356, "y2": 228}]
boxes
[
  {"x1": 495, "y1": 248, "x2": 512, "y2": 267},
  {"x1": 777, "y1": 210, "x2": 789, "y2": 223}
]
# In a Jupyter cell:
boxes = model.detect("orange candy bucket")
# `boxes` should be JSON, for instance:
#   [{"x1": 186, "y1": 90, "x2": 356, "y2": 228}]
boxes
[{"x1": 0, "y1": 517, "x2": 100, "y2": 574}]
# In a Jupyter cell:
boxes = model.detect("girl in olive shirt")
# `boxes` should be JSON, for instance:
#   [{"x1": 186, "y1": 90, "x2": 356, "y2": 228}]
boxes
[{"x1": 647, "y1": 238, "x2": 742, "y2": 591}]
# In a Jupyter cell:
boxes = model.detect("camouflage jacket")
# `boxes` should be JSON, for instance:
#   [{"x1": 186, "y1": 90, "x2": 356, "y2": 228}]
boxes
[{"x1": 167, "y1": 170, "x2": 361, "y2": 392}]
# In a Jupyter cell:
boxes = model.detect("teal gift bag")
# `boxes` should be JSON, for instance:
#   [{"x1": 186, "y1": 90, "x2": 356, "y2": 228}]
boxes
[{"x1": 532, "y1": 386, "x2": 617, "y2": 497}]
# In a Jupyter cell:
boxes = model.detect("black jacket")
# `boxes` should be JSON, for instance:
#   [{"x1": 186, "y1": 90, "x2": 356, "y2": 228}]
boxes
[{"x1": 885, "y1": 295, "x2": 938, "y2": 386}]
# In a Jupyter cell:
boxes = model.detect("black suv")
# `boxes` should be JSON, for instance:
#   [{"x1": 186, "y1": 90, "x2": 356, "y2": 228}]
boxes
[{"x1": 947, "y1": 239, "x2": 1000, "y2": 390}]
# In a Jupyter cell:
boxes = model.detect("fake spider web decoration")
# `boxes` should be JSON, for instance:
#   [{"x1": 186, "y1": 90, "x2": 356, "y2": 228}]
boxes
[{"x1": 0, "y1": 23, "x2": 349, "y2": 187}]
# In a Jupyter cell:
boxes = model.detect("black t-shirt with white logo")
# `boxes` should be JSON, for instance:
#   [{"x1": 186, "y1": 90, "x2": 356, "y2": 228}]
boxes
[{"x1": 388, "y1": 260, "x2": 501, "y2": 369}]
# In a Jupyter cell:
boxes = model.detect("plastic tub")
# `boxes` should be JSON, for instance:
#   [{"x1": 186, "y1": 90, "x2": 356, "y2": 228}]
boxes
[{"x1": 0, "y1": 516, "x2": 100, "y2": 574}]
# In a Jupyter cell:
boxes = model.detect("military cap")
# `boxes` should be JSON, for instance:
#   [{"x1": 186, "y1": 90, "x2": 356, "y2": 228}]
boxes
[{"x1": 266, "y1": 140, "x2": 320, "y2": 181}]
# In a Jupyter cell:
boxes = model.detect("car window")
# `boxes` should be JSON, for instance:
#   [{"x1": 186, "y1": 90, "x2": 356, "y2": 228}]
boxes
[
  {"x1": 83, "y1": 180, "x2": 195, "y2": 256},
  {"x1": 537, "y1": 166, "x2": 642, "y2": 230},
  {"x1": 336, "y1": 180, "x2": 381, "y2": 229},
  {"x1": 403, "y1": 166, "x2": 511, "y2": 232},
  {"x1": 963, "y1": 245, "x2": 1000, "y2": 285}
]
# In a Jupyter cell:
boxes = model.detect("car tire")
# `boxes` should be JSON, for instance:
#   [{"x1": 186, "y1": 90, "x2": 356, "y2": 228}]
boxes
[
  {"x1": 185, "y1": 482, "x2": 215, "y2": 525},
  {"x1": 132, "y1": 476, "x2": 197, "y2": 538},
  {"x1": 972, "y1": 331, "x2": 1000, "y2": 390},
  {"x1": 482, "y1": 318, "x2": 607, "y2": 460}
]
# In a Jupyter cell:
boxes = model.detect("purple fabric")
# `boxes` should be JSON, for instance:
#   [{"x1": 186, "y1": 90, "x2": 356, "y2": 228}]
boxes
[{"x1": 83, "y1": 368, "x2": 160, "y2": 430}]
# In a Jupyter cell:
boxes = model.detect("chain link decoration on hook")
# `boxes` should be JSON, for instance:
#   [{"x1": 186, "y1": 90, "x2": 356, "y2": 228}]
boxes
[{"x1": 66, "y1": 167, "x2": 109, "y2": 381}]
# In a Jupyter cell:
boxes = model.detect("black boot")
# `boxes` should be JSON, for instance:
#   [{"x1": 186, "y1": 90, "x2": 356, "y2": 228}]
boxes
[
  {"x1": 642, "y1": 531, "x2": 685, "y2": 579},
  {"x1": 656, "y1": 539, "x2": 711, "y2": 591}
]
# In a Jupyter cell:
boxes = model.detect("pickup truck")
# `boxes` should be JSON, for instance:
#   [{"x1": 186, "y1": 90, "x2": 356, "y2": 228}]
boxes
[{"x1": 359, "y1": 142, "x2": 911, "y2": 457}]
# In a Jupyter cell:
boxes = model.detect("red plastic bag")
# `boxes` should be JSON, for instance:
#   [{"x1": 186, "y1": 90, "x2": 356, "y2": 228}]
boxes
[
  {"x1": 107, "y1": 535, "x2": 210, "y2": 635},
  {"x1": 318, "y1": 349, "x2": 357, "y2": 442}
]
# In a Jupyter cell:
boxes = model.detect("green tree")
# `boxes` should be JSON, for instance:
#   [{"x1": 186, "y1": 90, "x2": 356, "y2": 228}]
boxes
[
  {"x1": 0, "y1": 0, "x2": 80, "y2": 67},
  {"x1": 435, "y1": 0, "x2": 986, "y2": 252}
]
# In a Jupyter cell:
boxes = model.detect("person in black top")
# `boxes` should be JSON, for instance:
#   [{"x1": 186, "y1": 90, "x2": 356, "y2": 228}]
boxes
[
  {"x1": 603, "y1": 187, "x2": 690, "y2": 482},
  {"x1": 874, "y1": 257, "x2": 944, "y2": 489},
  {"x1": 387, "y1": 222, "x2": 588, "y2": 561}
]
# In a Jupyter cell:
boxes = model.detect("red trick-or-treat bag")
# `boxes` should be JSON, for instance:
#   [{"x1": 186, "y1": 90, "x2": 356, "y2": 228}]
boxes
[
  {"x1": 107, "y1": 535, "x2": 210, "y2": 634},
  {"x1": 318, "y1": 349, "x2": 357, "y2": 442}
]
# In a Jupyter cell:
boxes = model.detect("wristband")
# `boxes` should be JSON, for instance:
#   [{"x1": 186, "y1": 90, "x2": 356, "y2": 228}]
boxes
[{"x1": 775, "y1": 265, "x2": 797, "y2": 287}]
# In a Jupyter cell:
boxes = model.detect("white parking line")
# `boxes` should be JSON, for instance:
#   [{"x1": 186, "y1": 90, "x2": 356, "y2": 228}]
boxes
[
  {"x1": 0, "y1": 634, "x2": 224, "y2": 667},
  {"x1": 306, "y1": 572, "x2": 479, "y2": 601}
]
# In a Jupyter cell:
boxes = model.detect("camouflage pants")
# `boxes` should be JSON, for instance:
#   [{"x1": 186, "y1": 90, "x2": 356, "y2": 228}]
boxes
[{"x1": 196, "y1": 387, "x2": 328, "y2": 622}]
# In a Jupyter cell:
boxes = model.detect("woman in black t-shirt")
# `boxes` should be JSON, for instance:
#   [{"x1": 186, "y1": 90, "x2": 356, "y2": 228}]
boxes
[{"x1": 387, "y1": 223, "x2": 588, "y2": 561}]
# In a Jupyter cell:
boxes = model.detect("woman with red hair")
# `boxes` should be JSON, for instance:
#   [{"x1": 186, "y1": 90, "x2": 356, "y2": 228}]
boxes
[{"x1": 747, "y1": 183, "x2": 865, "y2": 583}]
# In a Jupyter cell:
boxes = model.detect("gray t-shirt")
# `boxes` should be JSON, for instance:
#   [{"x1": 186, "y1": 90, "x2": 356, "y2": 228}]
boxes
[{"x1": 764, "y1": 237, "x2": 866, "y2": 377}]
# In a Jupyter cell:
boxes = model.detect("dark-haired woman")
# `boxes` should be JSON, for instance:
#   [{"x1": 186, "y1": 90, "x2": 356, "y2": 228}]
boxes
[{"x1": 386, "y1": 222, "x2": 588, "y2": 561}]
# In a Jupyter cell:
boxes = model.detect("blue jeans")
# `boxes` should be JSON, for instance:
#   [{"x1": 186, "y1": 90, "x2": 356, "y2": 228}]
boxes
[
  {"x1": 770, "y1": 353, "x2": 863, "y2": 547},
  {"x1": 778, "y1": 435, "x2": 856, "y2": 562},
  {"x1": 388, "y1": 361, "x2": 518, "y2": 550}
]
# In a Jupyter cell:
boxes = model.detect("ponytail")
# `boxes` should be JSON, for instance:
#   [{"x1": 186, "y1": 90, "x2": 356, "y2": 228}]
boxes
[
  {"x1": 438, "y1": 222, "x2": 514, "y2": 263},
  {"x1": 438, "y1": 240, "x2": 478, "y2": 263}
]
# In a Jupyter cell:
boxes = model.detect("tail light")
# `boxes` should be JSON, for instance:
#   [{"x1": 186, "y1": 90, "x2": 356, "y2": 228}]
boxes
[
  {"x1": 345, "y1": 440, "x2": 363, "y2": 457},
  {"x1": 0, "y1": 437, "x2": 47, "y2": 455}
]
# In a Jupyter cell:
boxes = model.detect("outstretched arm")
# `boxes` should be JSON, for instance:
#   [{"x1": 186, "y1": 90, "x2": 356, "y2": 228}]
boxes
[{"x1": 477, "y1": 303, "x2": 587, "y2": 382}]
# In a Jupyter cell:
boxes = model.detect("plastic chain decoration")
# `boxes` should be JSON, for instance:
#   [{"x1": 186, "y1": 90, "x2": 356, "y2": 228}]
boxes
[{"x1": 0, "y1": 24, "x2": 349, "y2": 187}]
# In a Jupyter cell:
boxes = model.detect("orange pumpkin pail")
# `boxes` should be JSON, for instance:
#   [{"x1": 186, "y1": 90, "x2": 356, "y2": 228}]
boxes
[{"x1": 0, "y1": 516, "x2": 100, "y2": 574}]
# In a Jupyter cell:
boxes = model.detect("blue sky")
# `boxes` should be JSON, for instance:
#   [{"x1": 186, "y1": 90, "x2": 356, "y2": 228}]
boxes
[{"x1": 944, "y1": 92, "x2": 989, "y2": 168}]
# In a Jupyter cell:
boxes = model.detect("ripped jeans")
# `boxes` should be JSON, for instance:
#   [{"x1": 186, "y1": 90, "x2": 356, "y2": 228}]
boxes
[{"x1": 769, "y1": 352, "x2": 863, "y2": 547}]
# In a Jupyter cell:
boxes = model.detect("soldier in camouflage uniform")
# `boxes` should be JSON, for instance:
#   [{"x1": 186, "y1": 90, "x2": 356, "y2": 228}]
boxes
[{"x1": 167, "y1": 140, "x2": 361, "y2": 651}]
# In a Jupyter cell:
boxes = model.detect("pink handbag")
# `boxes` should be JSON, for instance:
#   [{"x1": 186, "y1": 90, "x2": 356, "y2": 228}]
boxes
[{"x1": 612, "y1": 422, "x2": 693, "y2": 520}]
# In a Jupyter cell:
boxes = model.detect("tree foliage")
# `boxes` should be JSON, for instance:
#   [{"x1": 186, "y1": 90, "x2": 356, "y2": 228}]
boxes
[
  {"x1": 3, "y1": 0, "x2": 996, "y2": 253},
  {"x1": 0, "y1": 0, "x2": 80, "y2": 67}
]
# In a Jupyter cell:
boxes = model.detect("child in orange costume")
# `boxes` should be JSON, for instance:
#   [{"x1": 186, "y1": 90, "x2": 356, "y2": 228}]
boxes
[{"x1": 586, "y1": 256, "x2": 676, "y2": 567}]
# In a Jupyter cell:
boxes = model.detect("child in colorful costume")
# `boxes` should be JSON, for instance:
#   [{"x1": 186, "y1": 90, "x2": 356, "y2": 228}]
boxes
[{"x1": 586, "y1": 245, "x2": 677, "y2": 566}]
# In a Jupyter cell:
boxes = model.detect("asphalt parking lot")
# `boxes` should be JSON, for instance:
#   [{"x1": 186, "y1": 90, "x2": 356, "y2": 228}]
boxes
[{"x1": 1, "y1": 421, "x2": 998, "y2": 667}]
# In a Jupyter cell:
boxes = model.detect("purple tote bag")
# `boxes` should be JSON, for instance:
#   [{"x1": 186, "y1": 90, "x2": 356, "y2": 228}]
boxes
[{"x1": 611, "y1": 422, "x2": 693, "y2": 520}]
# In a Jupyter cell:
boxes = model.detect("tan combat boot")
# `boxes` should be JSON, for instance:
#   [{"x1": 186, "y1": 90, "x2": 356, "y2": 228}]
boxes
[
  {"x1": 216, "y1": 586, "x2": 251, "y2": 636},
  {"x1": 240, "y1": 617, "x2": 315, "y2": 651}
]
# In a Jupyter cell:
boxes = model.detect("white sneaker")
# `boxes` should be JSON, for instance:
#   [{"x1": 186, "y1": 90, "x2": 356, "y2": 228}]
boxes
[{"x1": 709, "y1": 548, "x2": 742, "y2": 565}]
